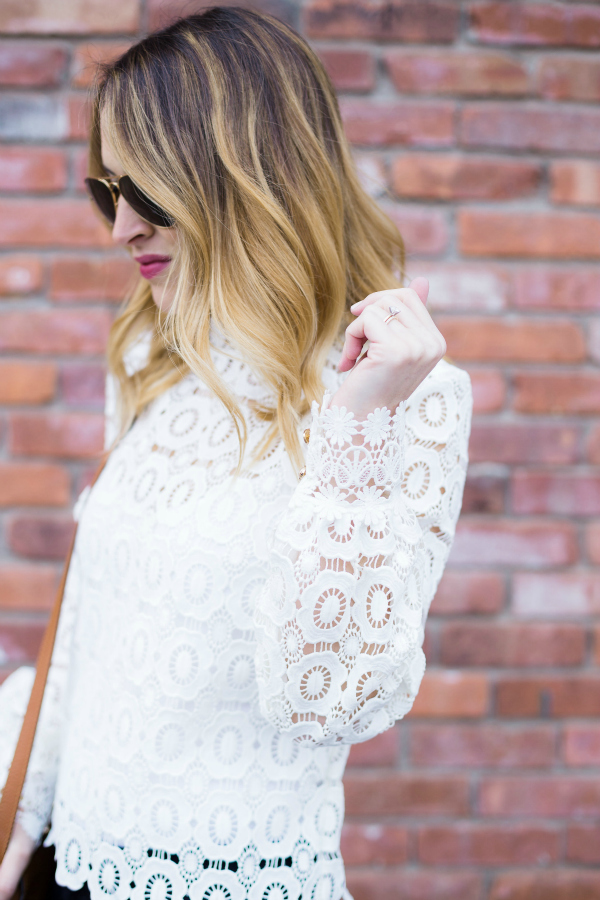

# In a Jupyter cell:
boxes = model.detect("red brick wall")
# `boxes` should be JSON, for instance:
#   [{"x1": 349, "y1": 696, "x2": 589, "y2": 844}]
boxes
[{"x1": 1, "y1": 2, "x2": 600, "y2": 898}]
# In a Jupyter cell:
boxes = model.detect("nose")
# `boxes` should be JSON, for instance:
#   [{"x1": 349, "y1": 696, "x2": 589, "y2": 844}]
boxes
[{"x1": 111, "y1": 194, "x2": 153, "y2": 246}]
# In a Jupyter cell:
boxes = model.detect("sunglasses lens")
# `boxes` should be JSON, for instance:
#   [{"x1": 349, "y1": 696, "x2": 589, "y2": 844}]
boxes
[
  {"x1": 120, "y1": 176, "x2": 174, "y2": 228},
  {"x1": 84, "y1": 178, "x2": 116, "y2": 224}
]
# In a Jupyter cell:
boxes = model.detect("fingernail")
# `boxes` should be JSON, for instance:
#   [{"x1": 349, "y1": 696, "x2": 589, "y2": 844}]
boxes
[{"x1": 350, "y1": 301, "x2": 361, "y2": 311}]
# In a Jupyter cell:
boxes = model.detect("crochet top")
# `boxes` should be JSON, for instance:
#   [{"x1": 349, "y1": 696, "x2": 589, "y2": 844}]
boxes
[{"x1": 0, "y1": 327, "x2": 472, "y2": 900}]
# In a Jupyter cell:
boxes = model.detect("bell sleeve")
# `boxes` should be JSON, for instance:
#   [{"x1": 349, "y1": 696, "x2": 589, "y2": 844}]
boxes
[{"x1": 253, "y1": 360, "x2": 472, "y2": 746}]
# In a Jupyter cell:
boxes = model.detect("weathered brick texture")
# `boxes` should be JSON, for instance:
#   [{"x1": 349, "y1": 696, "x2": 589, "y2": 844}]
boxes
[{"x1": 1, "y1": 1, "x2": 599, "y2": 896}]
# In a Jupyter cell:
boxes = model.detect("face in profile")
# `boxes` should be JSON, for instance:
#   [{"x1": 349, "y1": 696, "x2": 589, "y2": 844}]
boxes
[{"x1": 100, "y1": 113, "x2": 178, "y2": 312}]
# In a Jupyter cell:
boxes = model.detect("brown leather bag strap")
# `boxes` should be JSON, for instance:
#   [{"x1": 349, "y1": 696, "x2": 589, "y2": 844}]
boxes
[{"x1": 0, "y1": 454, "x2": 109, "y2": 858}]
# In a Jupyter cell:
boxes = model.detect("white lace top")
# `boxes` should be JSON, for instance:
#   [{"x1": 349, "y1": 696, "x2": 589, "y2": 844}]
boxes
[{"x1": 0, "y1": 327, "x2": 472, "y2": 900}]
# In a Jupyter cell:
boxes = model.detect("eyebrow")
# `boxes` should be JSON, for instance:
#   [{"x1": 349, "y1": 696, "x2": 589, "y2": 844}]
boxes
[{"x1": 102, "y1": 165, "x2": 116, "y2": 176}]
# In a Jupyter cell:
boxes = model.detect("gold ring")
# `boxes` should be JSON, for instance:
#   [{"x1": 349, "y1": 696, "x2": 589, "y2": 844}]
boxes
[{"x1": 384, "y1": 305, "x2": 401, "y2": 325}]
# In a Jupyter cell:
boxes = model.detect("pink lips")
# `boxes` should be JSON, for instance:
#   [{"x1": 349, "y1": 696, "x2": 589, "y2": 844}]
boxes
[{"x1": 134, "y1": 254, "x2": 171, "y2": 279}]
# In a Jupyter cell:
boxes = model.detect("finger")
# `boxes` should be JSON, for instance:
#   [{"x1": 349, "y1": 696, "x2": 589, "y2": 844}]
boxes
[
  {"x1": 339, "y1": 304, "x2": 410, "y2": 370},
  {"x1": 344, "y1": 301, "x2": 411, "y2": 349},
  {"x1": 382, "y1": 298, "x2": 430, "y2": 336},
  {"x1": 350, "y1": 289, "x2": 394, "y2": 315},
  {"x1": 407, "y1": 276, "x2": 429, "y2": 306},
  {"x1": 349, "y1": 278, "x2": 429, "y2": 316},
  {"x1": 351, "y1": 287, "x2": 432, "y2": 330}
]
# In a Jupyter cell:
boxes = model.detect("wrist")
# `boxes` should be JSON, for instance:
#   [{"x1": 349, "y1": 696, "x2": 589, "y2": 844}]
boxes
[{"x1": 329, "y1": 386, "x2": 404, "y2": 424}]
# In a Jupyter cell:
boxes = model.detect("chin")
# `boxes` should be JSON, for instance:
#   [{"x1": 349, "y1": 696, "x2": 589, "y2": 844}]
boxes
[{"x1": 151, "y1": 287, "x2": 173, "y2": 312}]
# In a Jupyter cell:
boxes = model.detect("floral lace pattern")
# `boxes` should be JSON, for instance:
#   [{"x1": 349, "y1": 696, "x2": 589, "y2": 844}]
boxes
[{"x1": 0, "y1": 329, "x2": 472, "y2": 900}]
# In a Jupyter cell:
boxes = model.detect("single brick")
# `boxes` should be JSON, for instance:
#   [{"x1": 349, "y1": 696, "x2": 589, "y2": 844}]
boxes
[
  {"x1": 414, "y1": 263, "x2": 510, "y2": 312},
  {"x1": 347, "y1": 871, "x2": 481, "y2": 900},
  {"x1": 513, "y1": 573, "x2": 600, "y2": 618},
  {"x1": 489, "y1": 872, "x2": 600, "y2": 900},
  {"x1": 8, "y1": 515, "x2": 75, "y2": 561},
  {"x1": 432, "y1": 571, "x2": 505, "y2": 616},
  {"x1": 344, "y1": 773, "x2": 470, "y2": 816},
  {"x1": 0, "y1": 200, "x2": 111, "y2": 248},
  {"x1": 438, "y1": 316, "x2": 586, "y2": 362},
  {"x1": 450, "y1": 519, "x2": 578, "y2": 568},
  {"x1": 0, "y1": 463, "x2": 70, "y2": 507},
  {"x1": 470, "y1": 2, "x2": 600, "y2": 48},
  {"x1": 10, "y1": 413, "x2": 104, "y2": 459},
  {"x1": 514, "y1": 372, "x2": 600, "y2": 414},
  {"x1": 0, "y1": 362, "x2": 56, "y2": 404},
  {"x1": 0, "y1": 566, "x2": 58, "y2": 611},
  {"x1": 440, "y1": 622, "x2": 585, "y2": 668},
  {"x1": 305, "y1": 0, "x2": 460, "y2": 41},
  {"x1": 0, "y1": 42, "x2": 68, "y2": 86},
  {"x1": 0, "y1": 311, "x2": 111, "y2": 355},
  {"x1": 418, "y1": 822, "x2": 560, "y2": 866},
  {"x1": 539, "y1": 56, "x2": 600, "y2": 102},
  {"x1": 392, "y1": 154, "x2": 539, "y2": 201},
  {"x1": 0, "y1": 95, "x2": 67, "y2": 142},
  {"x1": 50, "y1": 255, "x2": 135, "y2": 302},
  {"x1": 512, "y1": 471, "x2": 600, "y2": 516},
  {"x1": 469, "y1": 2, "x2": 568, "y2": 46},
  {"x1": 317, "y1": 49, "x2": 375, "y2": 92},
  {"x1": 149, "y1": 0, "x2": 298, "y2": 31},
  {"x1": 459, "y1": 209, "x2": 600, "y2": 259},
  {"x1": 385, "y1": 49, "x2": 529, "y2": 96},
  {"x1": 496, "y1": 676, "x2": 600, "y2": 718},
  {"x1": 0, "y1": 0, "x2": 140, "y2": 34},
  {"x1": 512, "y1": 266, "x2": 600, "y2": 310},
  {"x1": 469, "y1": 424, "x2": 580, "y2": 465},
  {"x1": 0, "y1": 147, "x2": 67, "y2": 193},
  {"x1": 411, "y1": 724, "x2": 556, "y2": 769},
  {"x1": 340, "y1": 99, "x2": 455, "y2": 147},
  {"x1": 409, "y1": 670, "x2": 490, "y2": 718},
  {"x1": 551, "y1": 160, "x2": 600, "y2": 206},
  {"x1": 461, "y1": 103, "x2": 600, "y2": 154},
  {"x1": 479, "y1": 776, "x2": 600, "y2": 818}
]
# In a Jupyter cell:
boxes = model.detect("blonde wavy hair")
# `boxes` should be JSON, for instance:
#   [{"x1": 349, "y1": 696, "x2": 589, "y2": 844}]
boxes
[{"x1": 89, "y1": 6, "x2": 405, "y2": 469}]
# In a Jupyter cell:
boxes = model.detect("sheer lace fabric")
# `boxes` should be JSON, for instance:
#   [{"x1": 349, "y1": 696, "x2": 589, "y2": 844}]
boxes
[{"x1": 0, "y1": 330, "x2": 471, "y2": 900}]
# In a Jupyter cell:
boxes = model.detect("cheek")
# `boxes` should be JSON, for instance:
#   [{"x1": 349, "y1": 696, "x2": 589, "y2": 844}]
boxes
[{"x1": 160, "y1": 226, "x2": 178, "y2": 253}]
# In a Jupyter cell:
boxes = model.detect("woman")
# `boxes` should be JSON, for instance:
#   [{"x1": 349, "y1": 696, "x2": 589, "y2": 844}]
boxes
[{"x1": 0, "y1": 8, "x2": 472, "y2": 900}]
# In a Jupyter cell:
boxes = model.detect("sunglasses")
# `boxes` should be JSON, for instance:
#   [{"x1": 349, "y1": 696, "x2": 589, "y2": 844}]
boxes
[{"x1": 84, "y1": 175, "x2": 175, "y2": 228}]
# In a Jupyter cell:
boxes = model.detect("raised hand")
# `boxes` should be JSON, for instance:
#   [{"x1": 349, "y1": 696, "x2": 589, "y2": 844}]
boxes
[{"x1": 331, "y1": 277, "x2": 446, "y2": 422}]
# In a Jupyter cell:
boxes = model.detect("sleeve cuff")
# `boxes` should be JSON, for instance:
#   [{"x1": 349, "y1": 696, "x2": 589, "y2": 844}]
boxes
[{"x1": 303, "y1": 394, "x2": 406, "y2": 496}]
